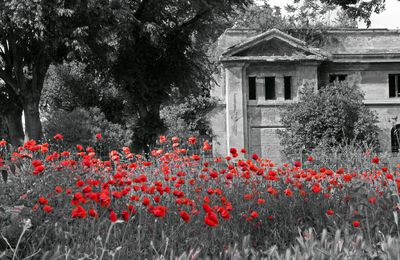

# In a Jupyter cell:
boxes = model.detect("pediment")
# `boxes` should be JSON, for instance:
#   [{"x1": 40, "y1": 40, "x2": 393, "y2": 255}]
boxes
[
  {"x1": 234, "y1": 38, "x2": 314, "y2": 57},
  {"x1": 221, "y1": 29, "x2": 326, "y2": 60}
]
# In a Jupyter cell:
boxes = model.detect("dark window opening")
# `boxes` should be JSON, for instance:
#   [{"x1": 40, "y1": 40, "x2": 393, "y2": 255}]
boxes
[
  {"x1": 248, "y1": 77, "x2": 256, "y2": 100},
  {"x1": 265, "y1": 77, "x2": 276, "y2": 100},
  {"x1": 284, "y1": 76, "x2": 292, "y2": 100},
  {"x1": 391, "y1": 124, "x2": 400, "y2": 152},
  {"x1": 329, "y1": 74, "x2": 347, "y2": 83},
  {"x1": 389, "y1": 74, "x2": 400, "y2": 98}
]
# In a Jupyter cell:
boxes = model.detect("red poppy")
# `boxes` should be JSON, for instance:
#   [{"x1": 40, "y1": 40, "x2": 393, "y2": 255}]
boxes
[
  {"x1": 352, "y1": 220, "x2": 360, "y2": 227},
  {"x1": 38, "y1": 197, "x2": 48, "y2": 205},
  {"x1": 54, "y1": 134, "x2": 63, "y2": 140},
  {"x1": 72, "y1": 205, "x2": 87, "y2": 219},
  {"x1": 188, "y1": 137, "x2": 197, "y2": 144},
  {"x1": 326, "y1": 209, "x2": 334, "y2": 215},
  {"x1": 250, "y1": 211, "x2": 258, "y2": 218},
  {"x1": 96, "y1": 133, "x2": 102, "y2": 139},
  {"x1": 180, "y1": 211, "x2": 190, "y2": 222},
  {"x1": 43, "y1": 205, "x2": 53, "y2": 213},
  {"x1": 372, "y1": 157, "x2": 380, "y2": 164},
  {"x1": 153, "y1": 206, "x2": 167, "y2": 218},
  {"x1": 89, "y1": 209, "x2": 98, "y2": 218},
  {"x1": 121, "y1": 210, "x2": 130, "y2": 221},
  {"x1": 109, "y1": 210, "x2": 118, "y2": 222}
]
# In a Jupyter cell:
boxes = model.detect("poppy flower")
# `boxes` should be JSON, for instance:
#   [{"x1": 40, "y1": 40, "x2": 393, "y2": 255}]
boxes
[
  {"x1": 109, "y1": 210, "x2": 118, "y2": 222},
  {"x1": 326, "y1": 209, "x2": 334, "y2": 215},
  {"x1": 180, "y1": 211, "x2": 190, "y2": 222},
  {"x1": 372, "y1": 157, "x2": 379, "y2": 164},
  {"x1": 72, "y1": 205, "x2": 87, "y2": 219},
  {"x1": 38, "y1": 197, "x2": 48, "y2": 205},
  {"x1": 96, "y1": 133, "x2": 102, "y2": 139},
  {"x1": 43, "y1": 205, "x2": 53, "y2": 213},
  {"x1": 204, "y1": 211, "x2": 219, "y2": 227},
  {"x1": 54, "y1": 134, "x2": 63, "y2": 140},
  {"x1": 153, "y1": 206, "x2": 167, "y2": 218},
  {"x1": 250, "y1": 211, "x2": 258, "y2": 218},
  {"x1": 86, "y1": 209, "x2": 97, "y2": 218},
  {"x1": 121, "y1": 210, "x2": 130, "y2": 221},
  {"x1": 352, "y1": 220, "x2": 360, "y2": 227},
  {"x1": 188, "y1": 137, "x2": 197, "y2": 144},
  {"x1": 159, "y1": 135, "x2": 167, "y2": 143},
  {"x1": 229, "y1": 148, "x2": 237, "y2": 154}
]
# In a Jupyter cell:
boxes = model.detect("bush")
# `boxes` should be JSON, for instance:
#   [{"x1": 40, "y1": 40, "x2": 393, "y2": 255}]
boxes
[
  {"x1": 278, "y1": 82, "x2": 380, "y2": 157},
  {"x1": 161, "y1": 94, "x2": 216, "y2": 140},
  {"x1": 43, "y1": 107, "x2": 132, "y2": 155}
]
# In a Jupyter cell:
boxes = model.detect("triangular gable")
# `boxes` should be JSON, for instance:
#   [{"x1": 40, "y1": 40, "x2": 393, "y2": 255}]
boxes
[{"x1": 222, "y1": 29, "x2": 326, "y2": 59}]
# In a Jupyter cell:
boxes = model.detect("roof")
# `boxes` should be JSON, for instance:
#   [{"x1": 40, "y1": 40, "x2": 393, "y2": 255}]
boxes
[
  {"x1": 221, "y1": 29, "x2": 327, "y2": 62},
  {"x1": 219, "y1": 28, "x2": 400, "y2": 63}
]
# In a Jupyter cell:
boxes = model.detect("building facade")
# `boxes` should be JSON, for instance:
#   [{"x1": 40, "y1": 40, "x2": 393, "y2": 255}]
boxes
[{"x1": 210, "y1": 28, "x2": 400, "y2": 162}]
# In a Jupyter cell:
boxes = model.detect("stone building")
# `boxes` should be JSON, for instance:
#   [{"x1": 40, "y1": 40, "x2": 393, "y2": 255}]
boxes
[{"x1": 210, "y1": 28, "x2": 400, "y2": 162}]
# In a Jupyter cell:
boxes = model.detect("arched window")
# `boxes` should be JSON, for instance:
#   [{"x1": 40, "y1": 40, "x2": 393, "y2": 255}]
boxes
[{"x1": 391, "y1": 125, "x2": 400, "y2": 152}]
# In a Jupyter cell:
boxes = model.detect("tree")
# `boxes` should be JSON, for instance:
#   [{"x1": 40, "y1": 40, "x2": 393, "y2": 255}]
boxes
[
  {"x1": 94, "y1": 0, "x2": 252, "y2": 151},
  {"x1": 318, "y1": 0, "x2": 389, "y2": 27},
  {"x1": 41, "y1": 62, "x2": 126, "y2": 125},
  {"x1": 0, "y1": 0, "x2": 111, "y2": 143},
  {"x1": 278, "y1": 83, "x2": 380, "y2": 156}
]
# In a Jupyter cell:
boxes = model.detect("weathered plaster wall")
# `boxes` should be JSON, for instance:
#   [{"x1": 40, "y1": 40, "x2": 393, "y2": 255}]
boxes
[
  {"x1": 246, "y1": 63, "x2": 319, "y2": 163},
  {"x1": 319, "y1": 63, "x2": 400, "y2": 100},
  {"x1": 320, "y1": 30, "x2": 400, "y2": 54}
]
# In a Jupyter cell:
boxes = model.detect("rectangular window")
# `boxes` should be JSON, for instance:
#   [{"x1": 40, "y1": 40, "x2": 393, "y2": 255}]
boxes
[
  {"x1": 284, "y1": 76, "x2": 292, "y2": 100},
  {"x1": 389, "y1": 74, "x2": 400, "y2": 98},
  {"x1": 248, "y1": 77, "x2": 256, "y2": 100},
  {"x1": 265, "y1": 77, "x2": 276, "y2": 100},
  {"x1": 329, "y1": 74, "x2": 347, "y2": 83}
]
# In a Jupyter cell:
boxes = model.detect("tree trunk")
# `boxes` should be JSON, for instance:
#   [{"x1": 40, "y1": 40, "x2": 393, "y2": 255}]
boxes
[
  {"x1": 23, "y1": 98, "x2": 42, "y2": 141},
  {"x1": 3, "y1": 105, "x2": 24, "y2": 146},
  {"x1": 133, "y1": 102, "x2": 164, "y2": 152}
]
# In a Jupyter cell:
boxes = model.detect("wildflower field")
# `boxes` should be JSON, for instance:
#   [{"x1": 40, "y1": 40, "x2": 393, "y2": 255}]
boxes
[{"x1": 1, "y1": 135, "x2": 400, "y2": 259}]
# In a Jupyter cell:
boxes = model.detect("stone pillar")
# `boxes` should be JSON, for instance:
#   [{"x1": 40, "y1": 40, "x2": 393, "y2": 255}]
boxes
[
  {"x1": 276, "y1": 76, "x2": 284, "y2": 101},
  {"x1": 225, "y1": 63, "x2": 248, "y2": 154},
  {"x1": 256, "y1": 77, "x2": 265, "y2": 102}
]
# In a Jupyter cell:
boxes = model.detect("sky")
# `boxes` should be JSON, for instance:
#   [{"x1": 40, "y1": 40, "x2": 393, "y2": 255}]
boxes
[{"x1": 262, "y1": 0, "x2": 400, "y2": 29}]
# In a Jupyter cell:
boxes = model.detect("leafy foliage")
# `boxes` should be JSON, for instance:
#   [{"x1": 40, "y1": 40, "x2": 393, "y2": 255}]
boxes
[
  {"x1": 278, "y1": 82, "x2": 380, "y2": 155},
  {"x1": 318, "y1": 0, "x2": 389, "y2": 26},
  {"x1": 43, "y1": 107, "x2": 132, "y2": 154},
  {"x1": 92, "y1": 0, "x2": 252, "y2": 150},
  {"x1": 41, "y1": 62, "x2": 126, "y2": 124},
  {"x1": 161, "y1": 93, "x2": 217, "y2": 139}
]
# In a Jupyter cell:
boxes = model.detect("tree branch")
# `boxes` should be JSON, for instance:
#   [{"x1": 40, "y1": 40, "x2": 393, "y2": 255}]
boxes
[{"x1": 0, "y1": 69, "x2": 19, "y2": 95}]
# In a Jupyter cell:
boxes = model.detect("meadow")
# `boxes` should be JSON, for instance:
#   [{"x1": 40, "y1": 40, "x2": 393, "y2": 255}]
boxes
[{"x1": 1, "y1": 135, "x2": 400, "y2": 259}]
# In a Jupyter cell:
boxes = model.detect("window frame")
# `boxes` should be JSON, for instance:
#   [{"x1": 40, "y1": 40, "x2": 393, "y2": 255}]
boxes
[
  {"x1": 248, "y1": 76, "x2": 257, "y2": 100},
  {"x1": 329, "y1": 74, "x2": 347, "y2": 83},
  {"x1": 265, "y1": 76, "x2": 276, "y2": 100},
  {"x1": 389, "y1": 74, "x2": 400, "y2": 98},
  {"x1": 284, "y1": 76, "x2": 292, "y2": 100}
]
